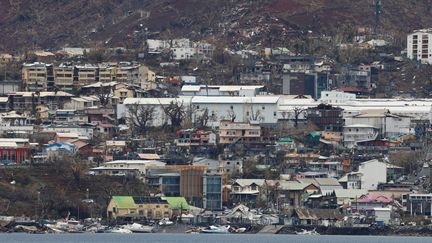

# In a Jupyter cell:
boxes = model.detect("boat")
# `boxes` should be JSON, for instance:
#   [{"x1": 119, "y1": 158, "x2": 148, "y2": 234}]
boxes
[
  {"x1": 235, "y1": 227, "x2": 247, "y2": 233},
  {"x1": 201, "y1": 225, "x2": 230, "y2": 234},
  {"x1": 123, "y1": 223, "x2": 154, "y2": 233},
  {"x1": 158, "y1": 218, "x2": 174, "y2": 226},
  {"x1": 105, "y1": 227, "x2": 132, "y2": 234},
  {"x1": 45, "y1": 219, "x2": 84, "y2": 233},
  {"x1": 295, "y1": 229, "x2": 320, "y2": 235}
]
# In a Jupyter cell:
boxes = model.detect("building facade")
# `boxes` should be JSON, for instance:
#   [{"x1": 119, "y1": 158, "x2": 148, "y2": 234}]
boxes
[{"x1": 407, "y1": 29, "x2": 432, "y2": 64}]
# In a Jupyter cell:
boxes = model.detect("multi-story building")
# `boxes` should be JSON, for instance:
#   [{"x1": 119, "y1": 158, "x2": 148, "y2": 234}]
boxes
[
  {"x1": 203, "y1": 174, "x2": 222, "y2": 210},
  {"x1": 404, "y1": 194, "x2": 432, "y2": 216},
  {"x1": 407, "y1": 29, "x2": 432, "y2": 64},
  {"x1": 98, "y1": 66, "x2": 115, "y2": 83},
  {"x1": 76, "y1": 65, "x2": 98, "y2": 86},
  {"x1": 107, "y1": 196, "x2": 173, "y2": 220},
  {"x1": 0, "y1": 138, "x2": 30, "y2": 164},
  {"x1": 53, "y1": 64, "x2": 75, "y2": 91},
  {"x1": 8, "y1": 91, "x2": 74, "y2": 112},
  {"x1": 175, "y1": 129, "x2": 217, "y2": 147},
  {"x1": 219, "y1": 120, "x2": 261, "y2": 144},
  {"x1": 306, "y1": 104, "x2": 344, "y2": 132},
  {"x1": 230, "y1": 179, "x2": 265, "y2": 205},
  {"x1": 22, "y1": 63, "x2": 53, "y2": 91},
  {"x1": 343, "y1": 124, "x2": 379, "y2": 148},
  {"x1": 23, "y1": 63, "x2": 157, "y2": 92}
]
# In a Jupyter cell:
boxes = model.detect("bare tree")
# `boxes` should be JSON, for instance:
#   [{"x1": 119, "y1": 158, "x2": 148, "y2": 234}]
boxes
[
  {"x1": 162, "y1": 100, "x2": 186, "y2": 131},
  {"x1": 248, "y1": 105, "x2": 261, "y2": 123},
  {"x1": 227, "y1": 109, "x2": 236, "y2": 122},
  {"x1": 98, "y1": 84, "x2": 112, "y2": 108},
  {"x1": 195, "y1": 107, "x2": 209, "y2": 128},
  {"x1": 127, "y1": 103, "x2": 155, "y2": 135},
  {"x1": 292, "y1": 107, "x2": 307, "y2": 128}
]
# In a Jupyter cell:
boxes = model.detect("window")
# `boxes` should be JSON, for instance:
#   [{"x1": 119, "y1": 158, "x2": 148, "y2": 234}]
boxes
[
  {"x1": 273, "y1": 112, "x2": 277, "y2": 116},
  {"x1": 230, "y1": 105, "x2": 233, "y2": 110},
  {"x1": 196, "y1": 105, "x2": 200, "y2": 109},
  {"x1": 246, "y1": 111, "x2": 249, "y2": 116},
  {"x1": 262, "y1": 106, "x2": 265, "y2": 110}
]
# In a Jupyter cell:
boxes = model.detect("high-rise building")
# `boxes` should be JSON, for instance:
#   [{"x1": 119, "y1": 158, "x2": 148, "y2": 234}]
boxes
[{"x1": 407, "y1": 29, "x2": 432, "y2": 64}]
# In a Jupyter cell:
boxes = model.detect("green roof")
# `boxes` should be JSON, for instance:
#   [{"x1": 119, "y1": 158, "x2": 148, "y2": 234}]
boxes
[
  {"x1": 278, "y1": 138, "x2": 293, "y2": 143},
  {"x1": 112, "y1": 196, "x2": 135, "y2": 208},
  {"x1": 161, "y1": 197, "x2": 190, "y2": 210}
]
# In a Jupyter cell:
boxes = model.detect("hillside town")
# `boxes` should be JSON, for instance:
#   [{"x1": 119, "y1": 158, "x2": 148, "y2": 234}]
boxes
[{"x1": 1, "y1": 26, "x2": 432, "y2": 235}]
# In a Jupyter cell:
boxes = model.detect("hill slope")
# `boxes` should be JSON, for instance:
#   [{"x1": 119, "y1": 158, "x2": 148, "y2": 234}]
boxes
[{"x1": 0, "y1": 0, "x2": 432, "y2": 51}]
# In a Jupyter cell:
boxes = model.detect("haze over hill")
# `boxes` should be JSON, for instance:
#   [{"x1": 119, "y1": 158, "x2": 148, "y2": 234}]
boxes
[{"x1": 1, "y1": 0, "x2": 432, "y2": 52}]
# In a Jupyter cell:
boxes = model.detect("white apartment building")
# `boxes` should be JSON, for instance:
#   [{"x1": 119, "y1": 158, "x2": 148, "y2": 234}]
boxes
[
  {"x1": 407, "y1": 29, "x2": 432, "y2": 64},
  {"x1": 343, "y1": 124, "x2": 379, "y2": 148},
  {"x1": 358, "y1": 159, "x2": 387, "y2": 191}
]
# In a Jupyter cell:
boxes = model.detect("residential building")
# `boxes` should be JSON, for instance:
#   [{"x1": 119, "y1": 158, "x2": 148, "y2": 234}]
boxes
[
  {"x1": 352, "y1": 194, "x2": 393, "y2": 213},
  {"x1": 175, "y1": 129, "x2": 217, "y2": 147},
  {"x1": 407, "y1": 29, "x2": 432, "y2": 64},
  {"x1": 107, "y1": 196, "x2": 173, "y2": 220},
  {"x1": 291, "y1": 208, "x2": 343, "y2": 226},
  {"x1": 0, "y1": 80, "x2": 22, "y2": 96},
  {"x1": 22, "y1": 63, "x2": 53, "y2": 91},
  {"x1": 91, "y1": 160, "x2": 166, "y2": 179},
  {"x1": 0, "y1": 111, "x2": 34, "y2": 136},
  {"x1": 8, "y1": 91, "x2": 74, "y2": 112},
  {"x1": 278, "y1": 181, "x2": 319, "y2": 208},
  {"x1": 358, "y1": 159, "x2": 387, "y2": 191},
  {"x1": 307, "y1": 104, "x2": 344, "y2": 132},
  {"x1": 172, "y1": 47, "x2": 197, "y2": 60},
  {"x1": 0, "y1": 138, "x2": 30, "y2": 164},
  {"x1": 231, "y1": 179, "x2": 265, "y2": 205},
  {"x1": 76, "y1": 65, "x2": 98, "y2": 86},
  {"x1": 334, "y1": 65, "x2": 372, "y2": 92},
  {"x1": 63, "y1": 96, "x2": 100, "y2": 111},
  {"x1": 53, "y1": 64, "x2": 75, "y2": 91},
  {"x1": 343, "y1": 124, "x2": 379, "y2": 148},
  {"x1": 219, "y1": 120, "x2": 261, "y2": 144}
]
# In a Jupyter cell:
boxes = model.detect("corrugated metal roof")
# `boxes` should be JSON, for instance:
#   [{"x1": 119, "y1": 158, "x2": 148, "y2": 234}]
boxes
[
  {"x1": 161, "y1": 197, "x2": 190, "y2": 210},
  {"x1": 192, "y1": 96, "x2": 279, "y2": 104},
  {"x1": 0, "y1": 142, "x2": 17, "y2": 148},
  {"x1": 181, "y1": 85, "x2": 201, "y2": 92},
  {"x1": 234, "y1": 179, "x2": 265, "y2": 187},
  {"x1": 112, "y1": 196, "x2": 136, "y2": 209},
  {"x1": 123, "y1": 97, "x2": 192, "y2": 105}
]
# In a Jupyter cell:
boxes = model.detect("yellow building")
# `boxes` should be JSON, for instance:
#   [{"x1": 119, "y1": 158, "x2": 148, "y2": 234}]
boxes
[
  {"x1": 76, "y1": 65, "x2": 98, "y2": 86},
  {"x1": 22, "y1": 63, "x2": 52, "y2": 91},
  {"x1": 53, "y1": 65, "x2": 74, "y2": 91},
  {"x1": 107, "y1": 196, "x2": 189, "y2": 220},
  {"x1": 99, "y1": 66, "x2": 115, "y2": 83},
  {"x1": 114, "y1": 86, "x2": 135, "y2": 103}
]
